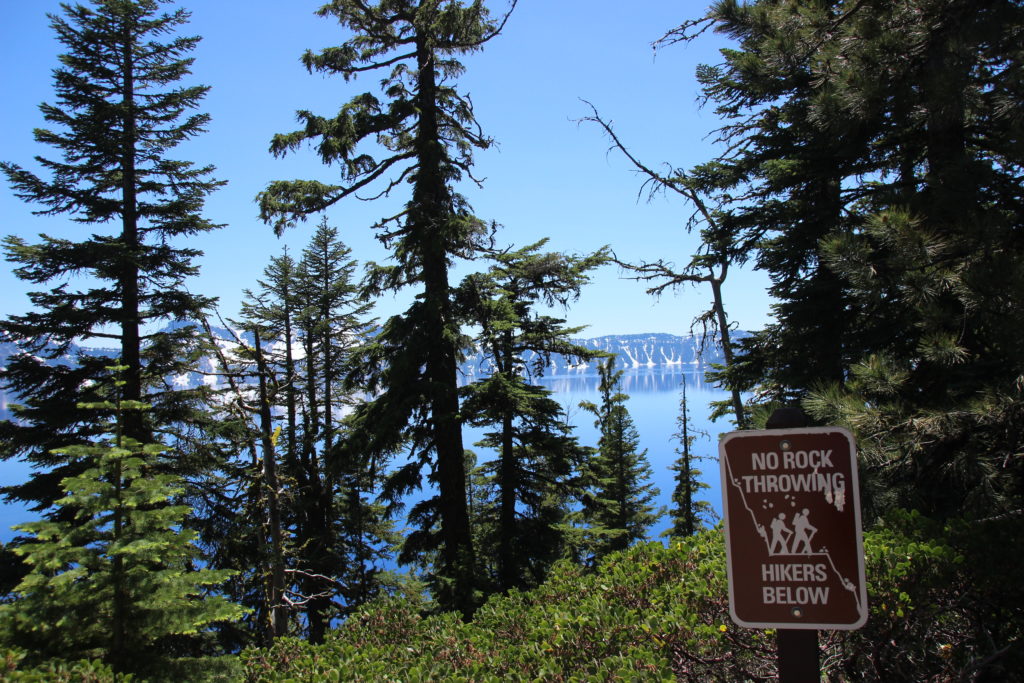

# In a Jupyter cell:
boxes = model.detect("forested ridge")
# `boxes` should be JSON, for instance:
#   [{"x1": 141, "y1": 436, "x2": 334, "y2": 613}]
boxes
[{"x1": 1, "y1": 1, "x2": 1022, "y2": 681}]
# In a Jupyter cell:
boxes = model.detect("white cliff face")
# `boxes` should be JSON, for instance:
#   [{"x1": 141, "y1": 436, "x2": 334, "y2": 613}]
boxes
[{"x1": 0, "y1": 326, "x2": 746, "y2": 416}]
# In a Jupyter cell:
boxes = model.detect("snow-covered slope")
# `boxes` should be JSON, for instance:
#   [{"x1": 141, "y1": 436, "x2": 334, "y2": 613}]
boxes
[
  {"x1": 0, "y1": 328, "x2": 745, "y2": 417},
  {"x1": 459, "y1": 332, "x2": 741, "y2": 379}
]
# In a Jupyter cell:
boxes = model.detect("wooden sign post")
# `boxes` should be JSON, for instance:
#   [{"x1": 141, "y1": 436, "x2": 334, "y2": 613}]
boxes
[{"x1": 719, "y1": 419, "x2": 867, "y2": 681}]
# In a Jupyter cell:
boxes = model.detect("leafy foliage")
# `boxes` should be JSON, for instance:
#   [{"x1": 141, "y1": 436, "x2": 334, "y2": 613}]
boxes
[
  {"x1": 0, "y1": 648, "x2": 242, "y2": 683},
  {"x1": 240, "y1": 511, "x2": 1024, "y2": 681},
  {"x1": 6, "y1": 1, "x2": 1024, "y2": 677}
]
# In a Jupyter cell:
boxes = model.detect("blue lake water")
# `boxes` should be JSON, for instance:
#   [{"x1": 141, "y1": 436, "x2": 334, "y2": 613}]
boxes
[
  {"x1": 0, "y1": 365, "x2": 730, "y2": 543},
  {"x1": 527, "y1": 366, "x2": 727, "y2": 538}
]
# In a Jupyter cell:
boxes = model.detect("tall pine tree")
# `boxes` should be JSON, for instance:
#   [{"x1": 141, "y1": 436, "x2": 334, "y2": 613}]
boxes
[
  {"x1": 210, "y1": 223, "x2": 396, "y2": 643},
  {"x1": 457, "y1": 240, "x2": 606, "y2": 592},
  {"x1": 672, "y1": 0, "x2": 1024, "y2": 517},
  {"x1": 0, "y1": 0, "x2": 223, "y2": 516},
  {"x1": 664, "y1": 381, "x2": 712, "y2": 538},
  {"x1": 579, "y1": 358, "x2": 660, "y2": 562},
  {"x1": 294, "y1": 220, "x2": 390, "y2": 640},
  {"x1": 257, "y1": 0, "x2": 517, "y2": 617}
]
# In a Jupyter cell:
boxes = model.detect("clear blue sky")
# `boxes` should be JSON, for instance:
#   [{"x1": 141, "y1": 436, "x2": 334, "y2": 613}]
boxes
[{"x1": 0, "y1": 0, "x2": 773, "y2": 339}]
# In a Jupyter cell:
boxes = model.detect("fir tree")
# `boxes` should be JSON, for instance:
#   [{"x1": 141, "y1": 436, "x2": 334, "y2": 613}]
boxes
[
  {"x1": 579, "y1": 358, "x2": 660, "y2": 561},
  {"x1": 258, "y1": 0, "x2": 517, "y2": 617},
  {"x1": 232, "y1": 250, "x2": 305, "y2": 643},
  {"x1": 0, "y1": 0, "x2": 223, "y2": 516},
  {"x1": 664, "y1": 382, "x2": 712, "y2": 538},
  {"x1": 0, "y1": 367, "x2": 244, "y2": 673},
  {"x1": 188, "y1": 314, "x2": 288, "y2": 648},
  {"x1": 670, "y1": 0, "x2": 1024, "y2": 517},
  {"x1": 212, "y1": 224, "x2": 394, "y2": 643},
  {"x1": 690, "y1": 0, "x2": 860, "y2": 411},
  {"x1": 457, "y1": 240, "x2": 606, "y2": 592},
  {"x1": 290, "y1": 219, "x2": 380, "y2": 641}
]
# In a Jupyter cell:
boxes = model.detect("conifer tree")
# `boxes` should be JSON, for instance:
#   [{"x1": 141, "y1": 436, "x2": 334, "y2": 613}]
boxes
[
  {"x1": 0, "y1": 0, "x2": 223, "y2": 515},
  {"x1": 213, "y1": 224, "x2": 395, "y2": 643},
  {"x1": 258, "y1": 0, "x2": 517, "y2": 616},
  {"x1": 230, "y1": 251, "x2": 304, "y2": 643},
  {"x1": 291, "y1": 219, "x2": 378, "y2": 641},
  {"x1": 190, "y1": 314, "x2": 290, "y2": 647},
  {"x1": 579, "y1": 358, "x2": 659, "y2": 561},
  {"x1": 675, "y1": 0, "x2": 860, "y2": 409},
  {"x1": 244, "y1": 249, "x2": 303, "y2": 477},
  {"x1": 665, "y1": 382, "x2": 712, "y2": 538},
  {"x1": 0, "y1": 367, "x2": 244, "y2": 673},
  {"x1": 457, "y1": 240, "x2": 606, "y2": 592},
  {"x1": 670, "y1": 0, "x2": 1024, "y2": 517}
]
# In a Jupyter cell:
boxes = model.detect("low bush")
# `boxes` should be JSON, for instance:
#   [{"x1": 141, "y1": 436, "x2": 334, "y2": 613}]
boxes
[
  {"x1": 241, "y1": 511, "x2": 1023, "y2": 681},
  {"x1": 5, "y1": 510, "x2": 1018, "y2": 681}
]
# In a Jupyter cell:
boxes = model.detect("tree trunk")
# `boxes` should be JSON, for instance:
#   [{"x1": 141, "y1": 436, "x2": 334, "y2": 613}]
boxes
[
  {"x1": 681, "y1": 382, "x2": 694, "y2": 536},
  {"x1": 254, "y1": 329, "x2": 288, "y2": 638},
  {"x1": 414, "y1": 36, "x2": 475, "y2": 617},
  {"x1": 320, "y1": 252, "x2": 335, "y2": 454},
  {"x1": 923, "y1": 33, "x2": 970, "y2": 229},
  {"x1": 283, "y1": 283, "x2": 298, "y2": 470},
  {"x1": 495, "y1": 332, "x2": 518, "y2": 591},
  {"x1": 119, "y1": 18, "x2": 144, "y2": 445},
  {"x1": 110, "y1": 444, "x2": 128, "y2": 669},
  {"x1": 111, "y1": 20, "x2": 138, "y2": 671},
  {"x1": 710, "y1": 276, "x2": 746, "y2": 428}
]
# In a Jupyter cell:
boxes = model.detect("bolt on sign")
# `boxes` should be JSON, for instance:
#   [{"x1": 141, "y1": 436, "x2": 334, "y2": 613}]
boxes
[{"x1": 719, "y1": 427, "x2": 867, "y2": 630}]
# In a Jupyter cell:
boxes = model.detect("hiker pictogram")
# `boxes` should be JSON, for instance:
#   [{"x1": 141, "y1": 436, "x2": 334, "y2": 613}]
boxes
[
  {"x1": 767, "y1": 513, "x2": 792, "y2": 555},
  {"x1": 791, "y1": 508, "x2": 817, "y2": 554}
]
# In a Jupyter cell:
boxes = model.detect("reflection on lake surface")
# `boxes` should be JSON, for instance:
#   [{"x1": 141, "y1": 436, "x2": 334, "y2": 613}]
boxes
[{"x1": 534, "y1": 364, "x2": 718, "y2": 396}]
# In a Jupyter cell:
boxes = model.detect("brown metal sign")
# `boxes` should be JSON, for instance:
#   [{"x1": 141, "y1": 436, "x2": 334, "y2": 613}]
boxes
[{"x1": 719, "y1": 427, "x2": 867, "y2": 630}]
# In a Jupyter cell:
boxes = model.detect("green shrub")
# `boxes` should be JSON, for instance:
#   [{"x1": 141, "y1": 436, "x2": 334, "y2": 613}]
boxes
[
  {"x1": 241, "y1": 532, "x2": 761, "y2": 681},
  {"x1": 12, "y1": 512, "x2": 1016, "y2": 680},
  {"x1": 0, "y1": 649, "x2": 127, "y2": 682},
  {"x1": 829, "y1": 510, "x2": 1024, "y2": 681},
  {"x1": 0, "y1": 648, "x2": 242, "y2": 682},
  {"x1": 241, "y1": 514, "x2": 1024, "y2": 682}
]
